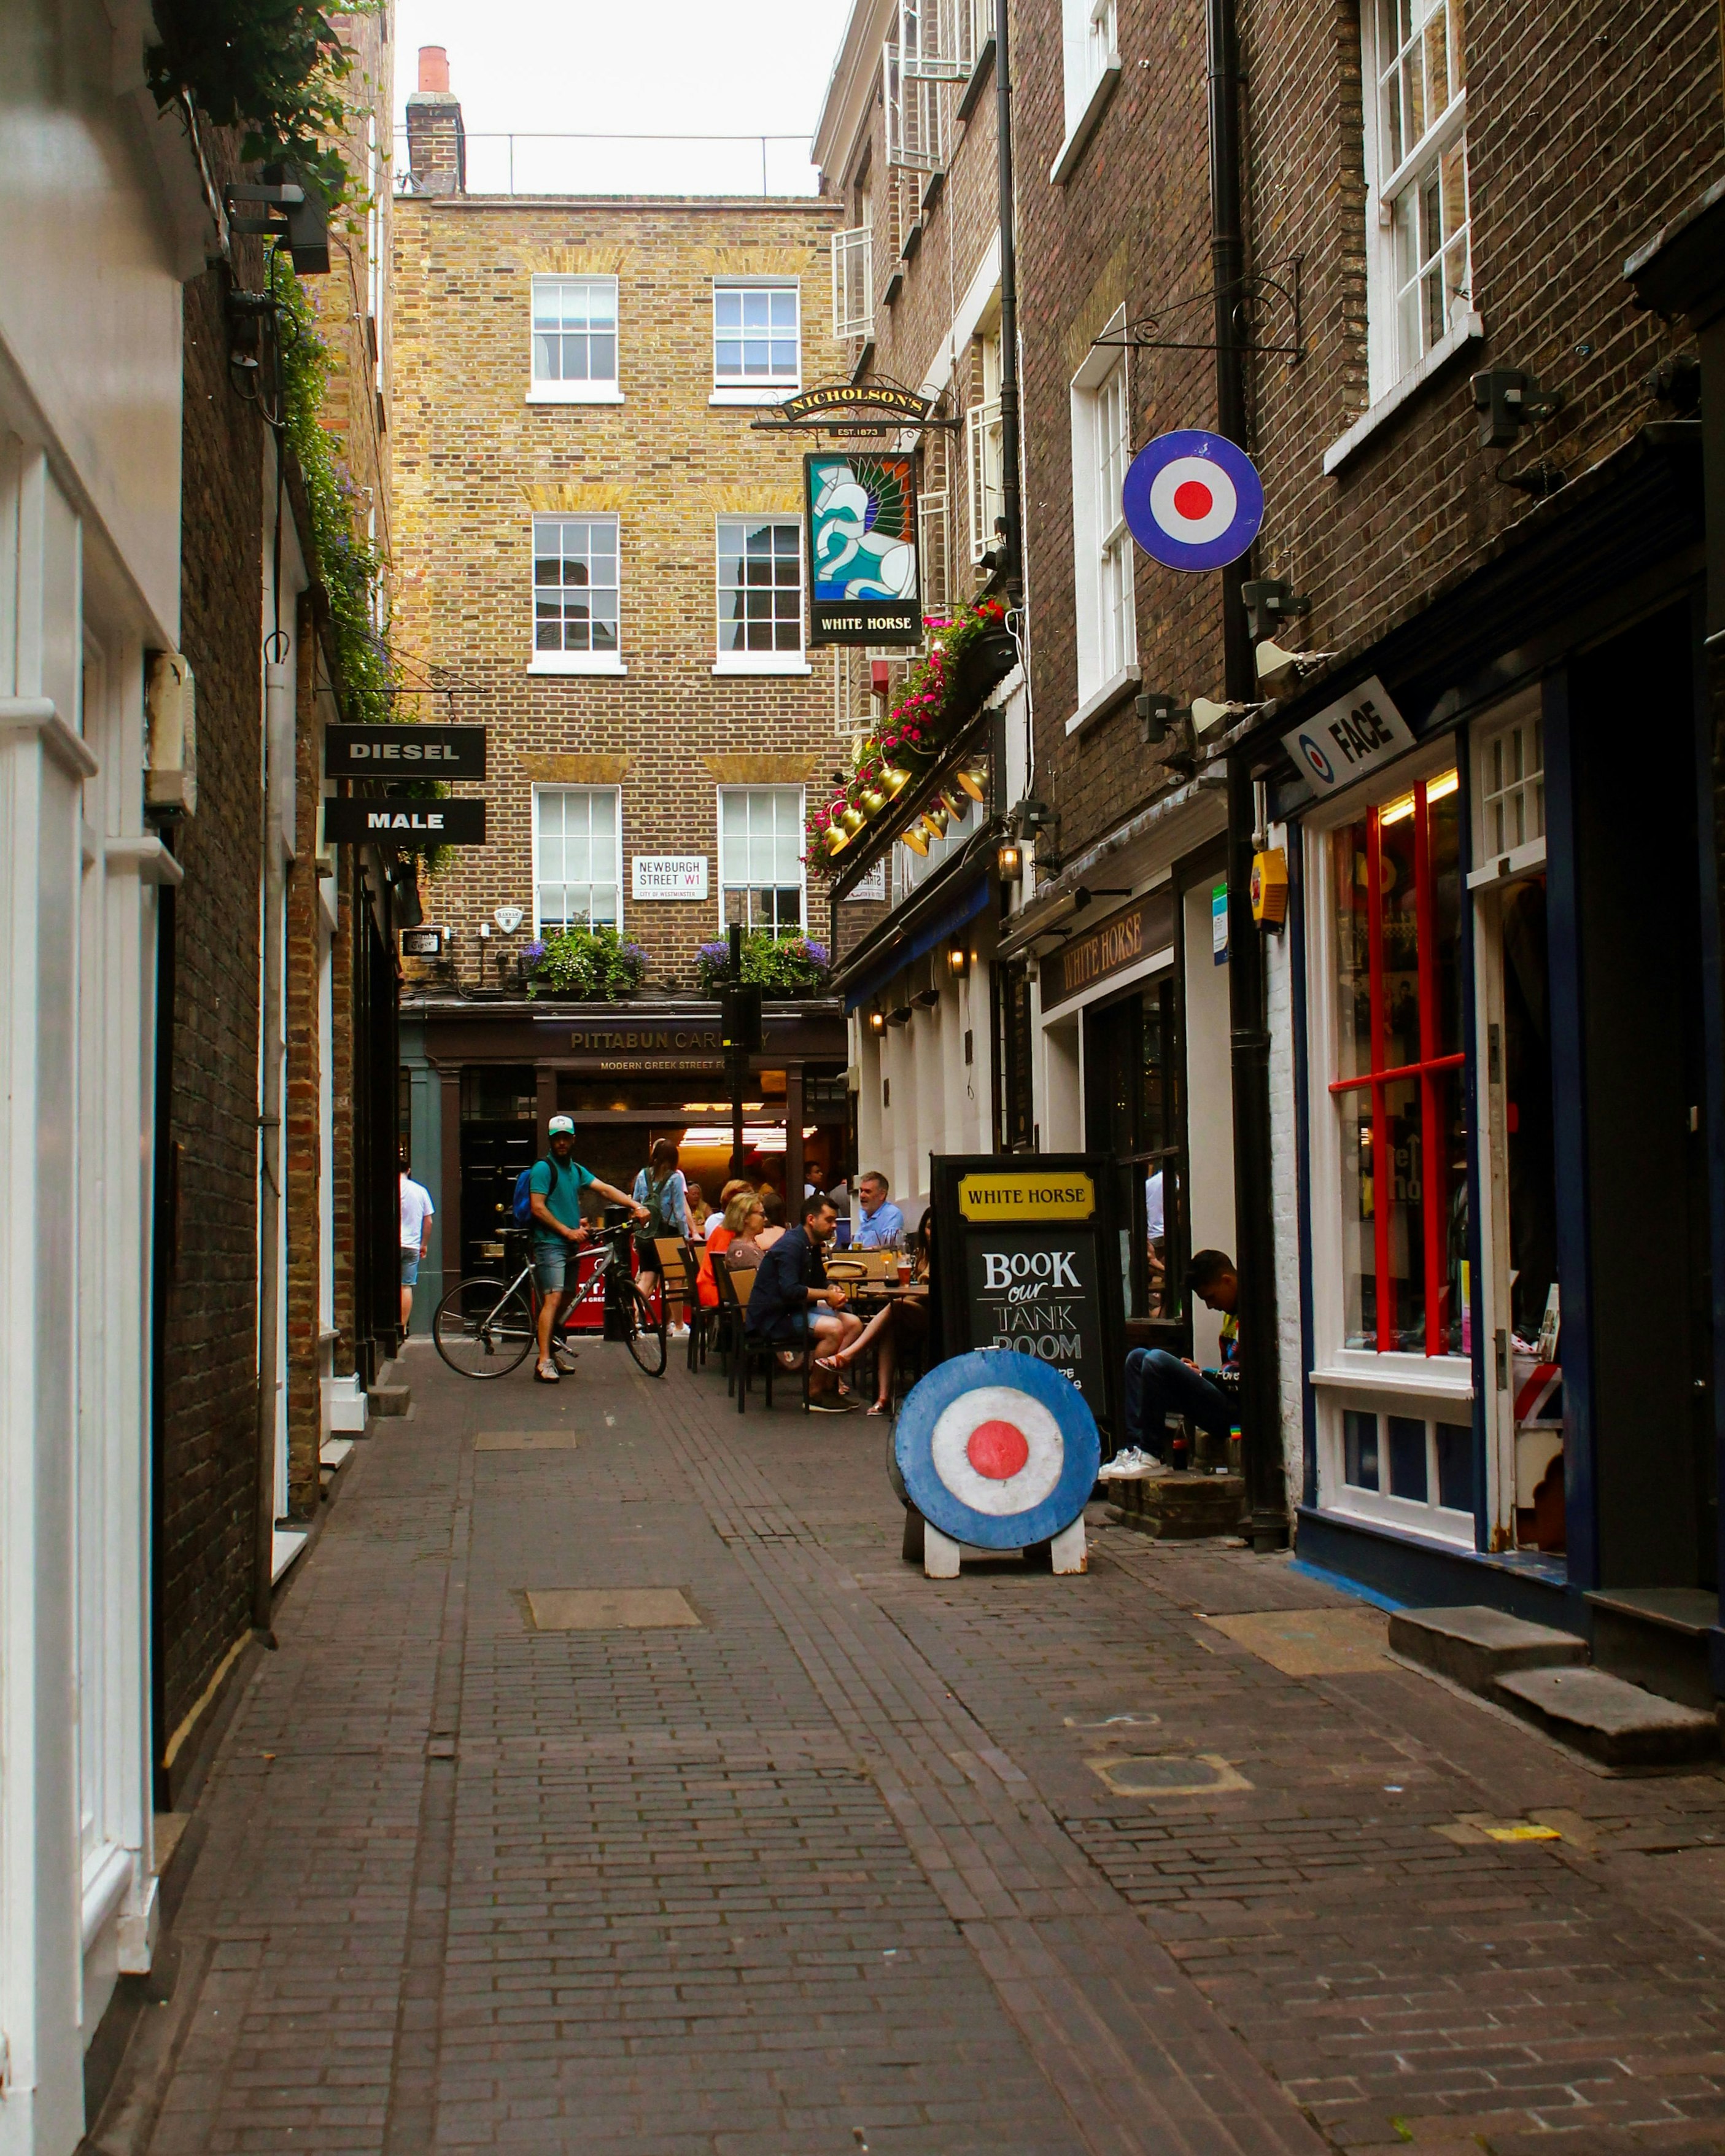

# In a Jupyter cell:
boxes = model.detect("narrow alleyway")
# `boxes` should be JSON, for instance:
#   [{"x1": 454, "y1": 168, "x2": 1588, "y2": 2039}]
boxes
[{"x1": 109, "y1": 1346, "x2": 1725, "y2": 2156}]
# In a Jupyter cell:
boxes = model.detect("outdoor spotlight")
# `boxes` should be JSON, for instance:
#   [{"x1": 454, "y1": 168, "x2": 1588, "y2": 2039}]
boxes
[
  {"x1": 859, "y1": 784, "x2": 886, "y2": 815},
  {"x1": 881, "y1": 763, "x2": 912, "y2": 795},
  {"x1": 923, "y1": 801, "x2": 950, "y2": 838},
  {"x1": 1255, "y1": 642, "x2": 1339, "y2": 692},
  {"x1": 955, "y1": 767, "x2": 987, "y2": 802},
  {"x1": 901, "y1": 825, "x2": 930, "y2": 856},
  {"x1": 839, "y1": 804, "x2": 865, "y2": 835},
  {"x1": 997, "y1": 839, "x2": 1023, "y2": 881}
]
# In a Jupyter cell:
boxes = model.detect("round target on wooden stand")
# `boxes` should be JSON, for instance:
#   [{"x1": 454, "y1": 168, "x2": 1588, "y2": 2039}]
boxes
[{"x1": 894, "y1": 1351, "x2": 1100, "y2": 1562}]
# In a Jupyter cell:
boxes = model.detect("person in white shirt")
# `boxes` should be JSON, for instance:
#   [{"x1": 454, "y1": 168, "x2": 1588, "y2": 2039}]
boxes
[{"x1": 399, "y1": 1147, "x2": 435, "y2": 1334}]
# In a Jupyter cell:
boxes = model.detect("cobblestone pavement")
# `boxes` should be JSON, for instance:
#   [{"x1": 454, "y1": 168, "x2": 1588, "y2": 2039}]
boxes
[{"x1": 104, "y1": 1343, "x2": 1725, "y2": 2155}]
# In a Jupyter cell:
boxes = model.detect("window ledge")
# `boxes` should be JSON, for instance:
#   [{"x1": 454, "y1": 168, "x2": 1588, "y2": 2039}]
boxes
[
  {"x1": 1467, "y1": 834, "x2": 1546, "y2": 890},
  {"x1": 1050, "y1": 60, "x2": 1122, "y2": 185},
  {"x1": 1309, "y1": 1357, "x2": 1473, "y2": 1401},
  {"x1": 709, "y1": 386, "x2": 799, "y2": 407},
  {"x1": 1321, "y1": 311, "x2": 1484, "y2": 476},
  {"x1": 1063, "y1": 662, "x2": 1141, "y2": 739},
  {"x1": 711, "y1": 656, "x2": 813, "y2": 676},
  {"x1": 527, "y1": 385, "x2": 624, "y2": 405},
  {"x1": 956, "y1": 36, "x2": 996, "y2": 123},
  {"x1": 529, "y1": 655, "x2": 627, "y2": 676}
]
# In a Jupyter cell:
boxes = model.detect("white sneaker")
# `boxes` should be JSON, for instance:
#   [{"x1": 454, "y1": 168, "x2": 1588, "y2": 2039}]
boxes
[{"x1": 668, "y1": 1324, "x2": 690, "y2": 1340}]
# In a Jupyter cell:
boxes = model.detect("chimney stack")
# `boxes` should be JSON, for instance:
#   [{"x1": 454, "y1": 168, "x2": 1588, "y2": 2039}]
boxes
[{"x1": 406, "y1": 45, "x2": 465, "y2": 195}]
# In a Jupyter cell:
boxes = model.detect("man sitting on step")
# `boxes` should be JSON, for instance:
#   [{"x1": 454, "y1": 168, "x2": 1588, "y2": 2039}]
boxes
[{"x1": 1122, "y1": 1248, "x2": 1241, "y2": 1468}]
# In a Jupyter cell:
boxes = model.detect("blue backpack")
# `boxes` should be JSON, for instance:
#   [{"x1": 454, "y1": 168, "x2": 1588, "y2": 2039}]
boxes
[{"x1": 511, "y1": 1158, "x2": 553, "y2": 1231}]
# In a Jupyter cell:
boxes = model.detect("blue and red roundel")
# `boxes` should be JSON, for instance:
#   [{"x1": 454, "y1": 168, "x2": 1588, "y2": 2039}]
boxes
[
  {"x1": 894, "y1": 1351, "x2": 1100, "y2": 1550},
  {"x1": 1122, "y1": 428, "x2": 1265, "y2": 572}
]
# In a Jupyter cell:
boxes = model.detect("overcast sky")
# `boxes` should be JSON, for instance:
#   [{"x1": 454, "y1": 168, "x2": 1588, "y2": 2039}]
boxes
[{"x1": 393, "y1": 0, "x2": 856, "y2": 196}]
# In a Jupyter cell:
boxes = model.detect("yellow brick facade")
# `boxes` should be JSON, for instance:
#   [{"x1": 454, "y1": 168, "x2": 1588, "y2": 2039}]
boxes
[{"x1": 389, "y1": 193, "x2": 847, "y2": 991}]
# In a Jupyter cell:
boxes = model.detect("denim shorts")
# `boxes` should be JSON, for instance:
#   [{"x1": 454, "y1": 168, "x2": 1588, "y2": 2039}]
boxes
[
  {"x1": 400, "y1": 1249, "x2": 421, "y2": 1287},
  {"x1": 533, "y1": 1238, "x2": 582, "y2": 1292},
  {"x1": 751, "y1": 1311, "x2": 812, "y2": 1349}
]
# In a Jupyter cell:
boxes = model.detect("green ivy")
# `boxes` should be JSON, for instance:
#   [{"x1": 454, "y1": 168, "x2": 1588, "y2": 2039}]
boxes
[
  {"x1": 276, "y1": 263, "x2": 398, "y2": 726},
  {"x1": 523, "y1": 927, "x2": 649, "y2": 1002},
  {"x1": 144, "y1": 0, "x2": 359, "y2": 210}
]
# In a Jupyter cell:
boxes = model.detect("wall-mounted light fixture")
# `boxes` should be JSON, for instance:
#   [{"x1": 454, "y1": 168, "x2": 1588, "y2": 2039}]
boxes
[
  {"x1": 947, "y1": 945, "x2": 969, "y2": 978},
  {"x1": 997, "y1": 838, "x2": 1023, "y2": 881},
  {"x1": 867, "y1": 1008, "x2": 886, "y2": 1034}
]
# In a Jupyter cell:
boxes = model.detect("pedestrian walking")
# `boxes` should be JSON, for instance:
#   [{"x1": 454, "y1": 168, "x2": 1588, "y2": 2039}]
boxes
[
  {"x1": 399, "y1": 1146, "x2": 435, "y2": 1335},
  {"x1": 530, "y1": 1115, "x2": 647, "y2": 1384},
  {"x1": 633, "y1": 1138, "x2": 696, "y2": 1340}
]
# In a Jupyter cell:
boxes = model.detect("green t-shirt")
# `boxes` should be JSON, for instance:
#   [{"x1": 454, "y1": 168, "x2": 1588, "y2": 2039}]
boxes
[{"x1": 528, "y1": 1155, "x2": 594, "y2": 1237}]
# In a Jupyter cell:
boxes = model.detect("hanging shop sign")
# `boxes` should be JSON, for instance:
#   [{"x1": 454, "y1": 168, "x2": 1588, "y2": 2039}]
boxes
[
  {"x1": 322, "y1": 799, "x2": 487, "y2": 845},
  {"x1": 1122, "y1": 429, "x2": 1265, "y2": 571},
  {"x1": 631, "y1": 855, "x2": 709, "y2": 901},
  {"x1": 325, "y1": 723, "x2": 487, "y2": 778},
  {"x1": 1040, "y1": 887, "x2": 1177, "y2": 1014},
  {"x1": 893, "y1": 1351, "x2": 1101, "y2": 1553},
  {"x1": 400, "y1": 926, "x2": 445, "y2": 956},
  {"x1": 805, "y1": 451, "x2": 921, "y2": 645},
  {"x1": 931, "y1": 1154, "x2": 1124, "y2": 1445},
  {"x1": 1281, "y1": 675, "x2": 1414, "y2": 796},
  {"x1": 773, "y1": 382, "x2": 935, "y2": 427}
]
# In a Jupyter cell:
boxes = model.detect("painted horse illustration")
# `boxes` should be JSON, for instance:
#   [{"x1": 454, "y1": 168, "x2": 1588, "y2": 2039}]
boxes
[{"x1": 812, "y1": 459, "x2": 917, "y2": 602}]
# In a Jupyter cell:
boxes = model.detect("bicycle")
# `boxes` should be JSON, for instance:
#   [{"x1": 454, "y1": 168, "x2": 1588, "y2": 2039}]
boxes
[{"x1": 432, "y1": 1221, "x2": 667, "y2": 1380}]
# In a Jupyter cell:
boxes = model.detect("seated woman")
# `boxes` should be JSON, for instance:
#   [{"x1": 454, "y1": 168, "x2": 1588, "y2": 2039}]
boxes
[
  {"x1": 700, "y1": 1187, "x2": 761, "y2": 1306},
  {"x1": 815, "y1": 1206, "x2": 934, "y2": 1416}
]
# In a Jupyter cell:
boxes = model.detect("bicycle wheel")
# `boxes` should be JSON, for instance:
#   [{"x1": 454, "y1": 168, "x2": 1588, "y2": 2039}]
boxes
[
  {"x1": 433, "y1": 1276, "x2": 537, "y2": 1378},
  {"x1": 626, "y1": 1282, "x2": 667, "y2": 1376}
]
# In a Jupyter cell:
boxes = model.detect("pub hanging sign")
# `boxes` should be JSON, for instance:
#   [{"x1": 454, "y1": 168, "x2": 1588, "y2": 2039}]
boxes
[{"x1": 805, "y1": 452, "x2": 921, "y2": 646}]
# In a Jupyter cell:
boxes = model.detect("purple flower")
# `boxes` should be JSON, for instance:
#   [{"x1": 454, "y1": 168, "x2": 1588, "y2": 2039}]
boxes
[
  {"x1": 802, "y1": 942, "x2": 830, "y2": 967},
  {"x1": 523, "y1": 939, "x2": 546, "y2": 964}
]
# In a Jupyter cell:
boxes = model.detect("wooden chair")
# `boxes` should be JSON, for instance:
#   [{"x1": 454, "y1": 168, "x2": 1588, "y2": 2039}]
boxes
[
  {"x1": 715, "y1": 1263, "x2": 777, "y2": 1413},
  {"x1": 652, "y1": 1236, "x2": 707, "y2": 1373},
  {"x1": 682, "y1": 1237, "x2": 718, "y2": 1369}
]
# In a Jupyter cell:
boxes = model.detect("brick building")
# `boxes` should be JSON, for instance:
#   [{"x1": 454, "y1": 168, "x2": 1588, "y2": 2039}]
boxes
[
  {"x1": 813, "y1": 0, "x2": 1031, "y2": 1229},
  {"x1": 998, "y1": 0, "x2": 1725, "y2": 1696},
  {"x1": 390, "y1": 50, "x2": 850, "y2": 1299}
]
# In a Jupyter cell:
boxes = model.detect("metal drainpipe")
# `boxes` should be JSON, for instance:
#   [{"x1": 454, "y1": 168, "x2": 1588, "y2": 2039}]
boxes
[
  {"x1": 995, "y1": 0, "x2": 1024, "y2": 603},
  {"x1": 1209, "y1": 0, "x2": 1288, "y2": 1549},
  {"x1": 254, "y1": 648, "x2": 292, "y2": 1633}
]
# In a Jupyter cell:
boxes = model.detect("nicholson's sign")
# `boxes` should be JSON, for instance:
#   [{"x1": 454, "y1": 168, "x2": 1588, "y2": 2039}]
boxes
[
  {"x1": 1040, "y1": 888, "x2": 1176, "y2": 1014},
  {"x1": 775, "y1": 382, "x2": 933, "y2": 426},
  {"x1": 325, "y1": 724, "x2": 487, "y2": 778},
  {"x1": 322, "y1": 799, "x2": 487, "y2": 845}
]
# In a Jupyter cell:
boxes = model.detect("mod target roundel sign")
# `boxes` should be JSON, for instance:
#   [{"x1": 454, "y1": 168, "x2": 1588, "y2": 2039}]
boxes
[
  {"x1": 895, "y1": 1351, "x2": 1101, "y2": 1551},
  {"x1": 1122, "y1": 428, "x2": 1265, "y2": 572}
]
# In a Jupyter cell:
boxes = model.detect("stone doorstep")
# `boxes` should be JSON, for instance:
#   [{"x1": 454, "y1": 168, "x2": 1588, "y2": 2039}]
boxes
[
  {"x1": 1108, "y1": 1471, "x2": 1246, "y2": 1540},
  {"x1": 368, "y1": 1358, "x2": 411, "y2": 1417},
  {"x1": 1492, "y1": 1664, "x2": 1720, "y2": 1769},
  {"x1": 1388, "y1": 1603, "x2": 1588, "y2": 1693}
]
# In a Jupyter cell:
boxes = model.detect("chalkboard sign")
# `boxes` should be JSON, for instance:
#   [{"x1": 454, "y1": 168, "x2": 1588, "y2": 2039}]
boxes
[{"x1": 930, "y1": 1154, "x2": 1125, "y2": 1447}]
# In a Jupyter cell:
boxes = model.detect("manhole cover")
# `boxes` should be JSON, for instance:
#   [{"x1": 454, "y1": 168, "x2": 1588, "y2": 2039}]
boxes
[
  {"x1": 526, "y1": 1589, "x2": 701, "y2": 1631},
  {"x1": 1087, "y1": 1751, "x2": 1251, "y2": 1797}
]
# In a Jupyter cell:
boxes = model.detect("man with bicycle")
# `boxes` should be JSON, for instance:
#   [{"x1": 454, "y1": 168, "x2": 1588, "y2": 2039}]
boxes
[{"x1": 531, "y1": 1115, "x2": 648, "y2": 1384}]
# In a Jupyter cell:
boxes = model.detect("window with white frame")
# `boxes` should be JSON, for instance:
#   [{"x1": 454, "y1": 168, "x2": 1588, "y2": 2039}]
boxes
[
  {"x1": 966, "y1": 325, "x2": 1004, "y2": 565},
  {"x1": 832, "y1": 226, "x2": 873, "y2": 338},
  {"x1": 530, "y1": 275, "x2": 619, "y2": 396},
  {"x1": 716, "y1": 519, "x2": 804, "y2": 661},
  {"x1": 1060, "y1": 0, "x2": 1118, "y2": 139},
  {"x1": 532, "y1": 515, "x2": 619, "y2": 658},
  {"x1": 534, "y1": 786, "x2": 621, "y2": 932},
  {"x1": 1363, "y1": 0, "x2": 1470, "y2": 394},
  {"x1": 1478, "y1": 704, "x2": 1544, "y2": 861},
  {"x1": 1069, "y1": 334, "x2": 1136, "y2": 699},
  {"x1": 713, "y1": 282, "x2": 800, "y2": 390},
  {"x1": 718, "y1": 786, "x2": 805, "y2": 932}
]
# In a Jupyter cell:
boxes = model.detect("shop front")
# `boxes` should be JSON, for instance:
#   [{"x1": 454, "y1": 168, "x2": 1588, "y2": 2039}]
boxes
[
  {"x1": 399, "y1": 997, "x2": 848, "y2": 1312},
  {"x1": 1275, "y1": 431, "x2": 1721, "y2": 1701}
]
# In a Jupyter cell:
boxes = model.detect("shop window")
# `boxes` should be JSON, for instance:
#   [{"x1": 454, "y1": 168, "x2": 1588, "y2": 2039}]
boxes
[
  {"x1": 1330, "y1": 767, "x2": 1467, "y2": 1354},
  {"x1": 1363, "y1": 0, "x2": 1470, "y2": 395},
  {"x1": 718, "y1": 786, "x2": 805, "y2": 932},
  {"x1": 1343, "y1": 1405, "x2": 1475, "y2": 1517},
  {"x1": 716, "y1": 518, "x2": 804, "y2": 664},
  {"x1": 994, "y1": 958, "x2": 1034, "y2": 1153},
  {"x1": 713, "y1": 281, "x2": 800, "y2": 390},
  {"x1": 530, "y1": 275, "x2": 619, "y2": 397},
  {"x1": 532, "y1": 515, "x2": 619, "y2": 661},
  {"x1": 533, "y1": 786, "x2": 621, "y2": 933},
  {"x1": 1084, "y1": 977, "x2": 1181, "y2": 1324}
]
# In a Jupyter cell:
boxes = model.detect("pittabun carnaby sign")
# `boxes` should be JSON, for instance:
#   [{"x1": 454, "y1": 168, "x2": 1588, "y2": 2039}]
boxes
[
  {"x1": 545, "y1": 1020, "x2": 724, "y2": 1074},
  {"x1": 931, "y1": 1157, "x2": 1125, "y2": 1444},
  {"x1": 1282, "y1": 675, "x2": 1416, "y2": 796}
]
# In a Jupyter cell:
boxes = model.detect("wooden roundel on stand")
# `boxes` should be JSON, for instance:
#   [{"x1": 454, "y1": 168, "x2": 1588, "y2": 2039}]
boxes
[{"x1": 893, "y1": 1350, "x2": 1101, "y2": 1551}]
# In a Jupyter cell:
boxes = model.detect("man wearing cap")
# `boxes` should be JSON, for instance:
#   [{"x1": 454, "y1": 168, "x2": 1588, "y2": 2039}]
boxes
[{"x1": 530, "y1": 1116, "x2": 648, "y2": 1382}]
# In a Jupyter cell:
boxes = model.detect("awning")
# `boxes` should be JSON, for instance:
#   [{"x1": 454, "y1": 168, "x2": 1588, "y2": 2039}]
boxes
[{"x1": 838, "y1": 870, "x2": 991, "y2": 1013}]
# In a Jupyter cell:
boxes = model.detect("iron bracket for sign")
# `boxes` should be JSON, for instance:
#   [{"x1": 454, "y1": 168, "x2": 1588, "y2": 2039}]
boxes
[{"x1": 1092, "y1": 256, "x2": 1304, "y2": 363}]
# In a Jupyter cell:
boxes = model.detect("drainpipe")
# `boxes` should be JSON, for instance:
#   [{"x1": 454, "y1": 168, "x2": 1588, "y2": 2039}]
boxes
[
  {"x1": 994, "y1": 0, "x2": 1023, "y2": 603},
  {"x1": 254, "y1": 646, "x2": 291, "y2": 1634},
  {"x1": 1210, "y1": 0, "x2": 1287, "y2": 1549}
]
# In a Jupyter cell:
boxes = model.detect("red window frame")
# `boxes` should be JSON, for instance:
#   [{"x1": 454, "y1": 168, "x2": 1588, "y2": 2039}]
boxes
[{"x1": 1328, "y1": 777, "x2": 1463, "y2": 1355}]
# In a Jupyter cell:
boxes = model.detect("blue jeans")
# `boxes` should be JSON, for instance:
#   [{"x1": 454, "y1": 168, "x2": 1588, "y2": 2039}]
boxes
[{"x1": 1124, "y1": 1349, "x2": 1235, "y2": 1456}]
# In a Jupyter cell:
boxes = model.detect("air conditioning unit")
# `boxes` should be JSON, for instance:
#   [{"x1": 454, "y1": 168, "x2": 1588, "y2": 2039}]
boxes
[{"x1": 145, "y1": 650, "x2": 197, "y2": 819}]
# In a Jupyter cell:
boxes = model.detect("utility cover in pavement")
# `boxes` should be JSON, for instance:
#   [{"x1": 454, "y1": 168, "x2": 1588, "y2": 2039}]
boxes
[
  {"x1": 476, "y1": 1432, "x2": 583, "y2": 1451},
  {"x1": 1088, "y1": 1753, "x2": 1251, "y2": 1797},
  {"x1": 1203, "y1": 1605, "x2": 1390, "y2": 1675},
  {"x1": 526, "y1": 1589, "x2": 701, "y2": 1631}
]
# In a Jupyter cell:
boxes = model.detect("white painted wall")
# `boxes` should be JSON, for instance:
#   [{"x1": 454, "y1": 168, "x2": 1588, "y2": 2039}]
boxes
[
  {"x1": 1183, "y1": 880, "x2": 1237, "y2": 1370},
  {"x1": 0, "y1": 2, "x2": 200, "y2": 2141},
  {"x1": 1263, "y1": 825, "x2": 1307, "y2": 1514}
]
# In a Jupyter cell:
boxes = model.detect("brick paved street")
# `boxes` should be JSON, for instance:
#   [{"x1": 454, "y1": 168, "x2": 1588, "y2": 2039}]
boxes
[{"x1": 104, "y1": 1345, "x2": 1725, "y2": 2156}]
